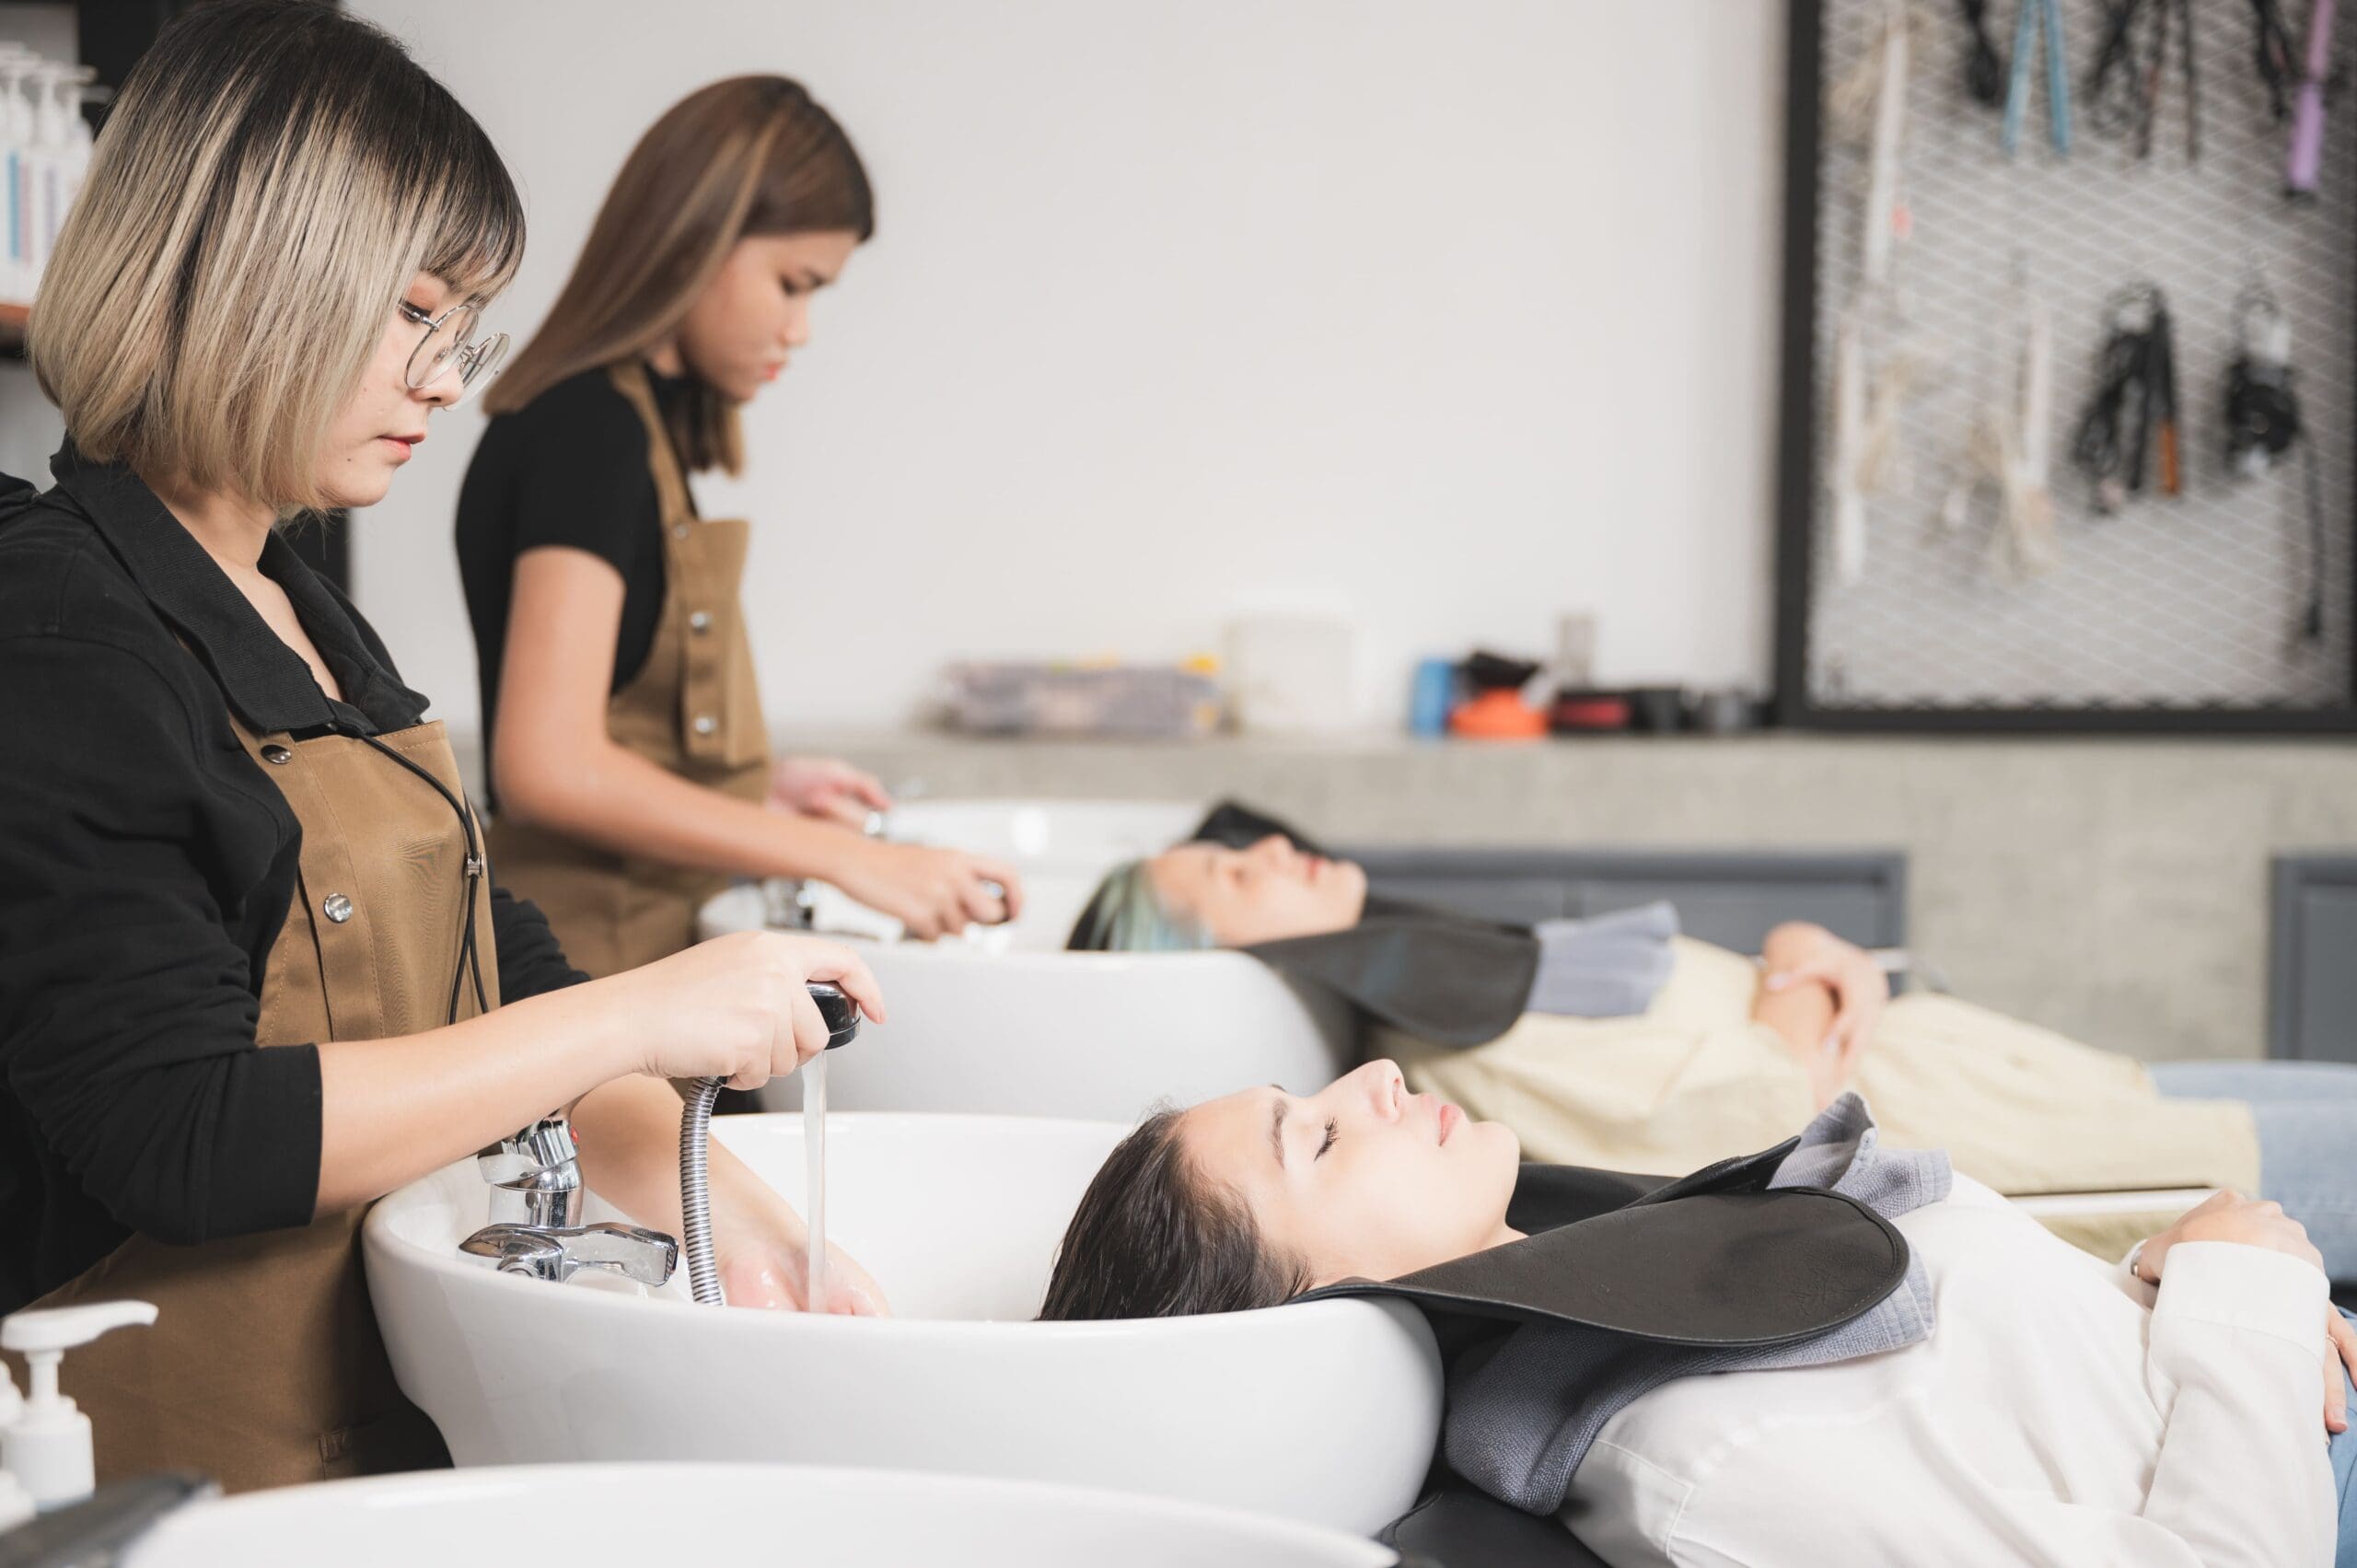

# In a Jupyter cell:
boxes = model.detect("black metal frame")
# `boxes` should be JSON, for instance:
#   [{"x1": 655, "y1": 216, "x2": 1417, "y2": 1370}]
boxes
[{"x1": 1771, "y1": 0, "x2": 2357, "y2": 734}]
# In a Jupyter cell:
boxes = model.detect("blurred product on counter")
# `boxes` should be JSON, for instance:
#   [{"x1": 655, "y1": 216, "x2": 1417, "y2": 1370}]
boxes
[
  {"x1": 1625, "y1": 685, "x2": 1686, "y2": 733},
  {"x1": 935, "y1": 660, "x2": 1224, "y2": 739},
  {"x1": 1686, "y1": 689, "x2": 1766, "y2": 733},
  {"x1": 1449, "y1": 651, "x2": 1547, "y2": 741},
  {"x1": 1551, "y1": 611, "x2": 1596, "y2": 689},
  {"x1": 1223, "y1": 610, "x2": 1360, "y2": 736},
  {"x1": 1408, "y1": 656, "x2": 1460, "y2": 738},
  {"x1": 1547, "y1": 690, "x2": 1630, "y2": 733}
]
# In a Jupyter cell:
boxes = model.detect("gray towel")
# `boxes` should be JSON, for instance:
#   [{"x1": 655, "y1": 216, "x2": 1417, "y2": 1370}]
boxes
[
  {"x1": 1524, "y1": 901, "x2": 1680, "y2": 1019},
  {"x1": 1444, "y1": 1094, "x2": 1949, "y2": 1516}
]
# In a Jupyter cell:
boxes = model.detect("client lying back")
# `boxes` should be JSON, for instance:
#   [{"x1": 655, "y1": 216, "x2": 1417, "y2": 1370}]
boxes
[{"x1": 1043, "y1": 1061, "x2": 2352, "y2": 1568}]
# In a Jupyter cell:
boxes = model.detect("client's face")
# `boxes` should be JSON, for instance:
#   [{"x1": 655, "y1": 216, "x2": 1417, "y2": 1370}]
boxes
[
  {"x1": 1178, "y1": 1060, "x2": 1520, "y2": 1287},
  {"x1": 1148, "y1": 834, "x2": 1368, "y2": 947}
]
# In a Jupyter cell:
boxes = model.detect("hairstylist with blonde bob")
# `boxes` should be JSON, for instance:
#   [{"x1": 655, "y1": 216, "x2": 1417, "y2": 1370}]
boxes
[
  {"x1": 0, "y1": 2, "x2": 888, "y2": 1497},
  {"x1": 460, "y1": 77, "x2": 1019, "y2": 973}
]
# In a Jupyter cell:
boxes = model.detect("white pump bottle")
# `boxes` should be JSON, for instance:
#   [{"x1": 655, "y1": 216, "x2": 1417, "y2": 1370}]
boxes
[
  {"x1": 0, "y1": 1353, "x2": 27, "y2": 1531},
  {"x1": 0, "y1": 1299, "x2": 158, "y2": 1512}
]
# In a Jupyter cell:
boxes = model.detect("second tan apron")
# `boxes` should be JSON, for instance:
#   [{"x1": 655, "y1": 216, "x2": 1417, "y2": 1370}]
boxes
[
  {"x1": 488, "y1": 360, "x2": 771, "y2": 978},
  {"x1": 8, "y1": 716, "x2": 500, "y2": 1493}
]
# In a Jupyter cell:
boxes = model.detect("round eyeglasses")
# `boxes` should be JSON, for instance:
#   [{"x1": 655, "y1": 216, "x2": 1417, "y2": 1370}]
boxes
[{"x1": 398, "y1": 298, "x2": 509, "y2": 405}]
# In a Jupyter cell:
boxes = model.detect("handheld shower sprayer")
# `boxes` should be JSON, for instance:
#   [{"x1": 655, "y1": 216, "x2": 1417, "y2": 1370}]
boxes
[{"x1": 679, "y1": 981, "x2": 863, "y2": 1307}]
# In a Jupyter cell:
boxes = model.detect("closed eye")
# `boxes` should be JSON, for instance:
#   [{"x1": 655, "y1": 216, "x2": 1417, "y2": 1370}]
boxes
[{"x1": 1315, "y1": 1117, "x2": 1338, "y2": 1160}]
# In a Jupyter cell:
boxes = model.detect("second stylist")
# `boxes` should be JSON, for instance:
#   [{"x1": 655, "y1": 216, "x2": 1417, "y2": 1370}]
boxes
[{"x1": 459, "y1": 75, "x2": 1017, "y2": 976}]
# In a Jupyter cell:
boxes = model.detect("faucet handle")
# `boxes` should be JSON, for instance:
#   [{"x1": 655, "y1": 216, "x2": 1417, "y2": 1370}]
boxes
[{"x1": 460, "y1": 1222, "x2": 679, "y2": 1287}]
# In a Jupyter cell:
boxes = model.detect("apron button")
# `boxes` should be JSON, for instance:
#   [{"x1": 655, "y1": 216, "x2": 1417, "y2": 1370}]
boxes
[
  {"x1": 323, "y1": 892, "x2": 354, "y2": 923},
  {"x1": 672, "y1": 523, "x2": 691, "y2": 540},
  {"x1": 692, "y1": 714, "x2": 717, "y2": 737},
  {"x1": 689, "y1": 611, "x2": 713, "y2": 633},
  {"x1": 261, "y1": 744, "x2": 293, "y2": 765}
]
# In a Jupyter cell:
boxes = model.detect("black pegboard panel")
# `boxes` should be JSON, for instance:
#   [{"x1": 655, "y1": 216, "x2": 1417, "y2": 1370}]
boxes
[{"x1": 1780, "y1": 0, "x2": 2357, "y2": 726}]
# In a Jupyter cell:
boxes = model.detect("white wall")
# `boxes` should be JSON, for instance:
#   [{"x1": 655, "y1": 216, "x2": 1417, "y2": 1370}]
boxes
[{"x1": 354, "y1": 0, "x2": 1787, "y2": 736}]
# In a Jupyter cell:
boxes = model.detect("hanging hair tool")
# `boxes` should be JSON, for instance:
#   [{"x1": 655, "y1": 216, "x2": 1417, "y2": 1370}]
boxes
[
  {"x1": 2085, "y1": 0, "x2": 2201, "y2": 161},
  {"x1": 2004, "y1": 0, "x2": 2073, "y2": 157},
  {"x1": 2288, "y1": 0, "x2": 2340, "y2": 198},
  {"x1": 2252, "y1": 0, "x2": 2302, "y2": 121},
  {"x1": 1957, "y1": 0, "x2": 2007, "y2": 106},
  {"x1": 2223, "y1": 279, "x2": 2328, "y2": 643},
  {"x1": 1951, "y1": 263, "x2": 2060, "y2": 579},
  {"x1": 2071, "y1": 283, "x2": 2181, "y2": 514}
]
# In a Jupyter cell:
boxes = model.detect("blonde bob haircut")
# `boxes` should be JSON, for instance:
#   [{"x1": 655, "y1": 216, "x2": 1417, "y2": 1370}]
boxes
[
  {"x1": 29, "y1": 0, "x2": 524, "y2": 513},
  {"x1": 485, "y1": 75, "x2": 872, "y2": 476}
]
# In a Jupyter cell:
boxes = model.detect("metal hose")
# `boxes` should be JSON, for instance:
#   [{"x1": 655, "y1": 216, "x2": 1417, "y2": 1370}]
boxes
[
  {"x1": 679, "y1": 1075, "x2": 726, "y2": 1306},
  {"x1": 678, "y1": 983, "x2": 861, "y2": 1310}
]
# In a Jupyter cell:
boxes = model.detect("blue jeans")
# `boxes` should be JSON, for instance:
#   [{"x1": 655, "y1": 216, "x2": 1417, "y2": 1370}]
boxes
[{"x1": 2151, "y1": 1062, "x2": 2357, "y2": 1283}]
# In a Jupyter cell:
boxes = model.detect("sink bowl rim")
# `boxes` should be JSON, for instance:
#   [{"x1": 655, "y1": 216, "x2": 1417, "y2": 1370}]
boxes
[{"x1": 363, "y1": 1111, "x2": 1421, "y2": 1346}]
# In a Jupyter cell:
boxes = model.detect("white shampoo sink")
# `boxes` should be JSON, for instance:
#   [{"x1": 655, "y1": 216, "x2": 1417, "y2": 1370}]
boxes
[
  {"x1": 124, "y1": 1464, "x2": 1399, "y2": 1565},
  {"x1": 363, "y1": 1114, "x2": 1441, "y2": 1535},
  {"x1": 698, "y1": 798, "x2": 1358, "y2": 1121}
]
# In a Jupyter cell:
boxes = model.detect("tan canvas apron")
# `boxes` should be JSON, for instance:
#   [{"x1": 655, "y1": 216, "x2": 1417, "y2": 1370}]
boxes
[
  {"x1": 5, "y1": 715, "x2": 499, "y2": 1493},
  {"x1": 487, "y1": 361, "x2": 771, "y2": 979}
]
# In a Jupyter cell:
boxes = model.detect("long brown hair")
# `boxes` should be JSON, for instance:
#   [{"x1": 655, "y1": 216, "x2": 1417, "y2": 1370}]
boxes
[{"x1": 483, "y1": 75, "x2": 871, "y2": 474}]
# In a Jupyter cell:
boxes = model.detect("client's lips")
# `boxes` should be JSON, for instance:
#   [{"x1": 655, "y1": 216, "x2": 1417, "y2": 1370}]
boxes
[{"x1": 1436, "y1": 1100, "x2": 1461, "y2": 1145}]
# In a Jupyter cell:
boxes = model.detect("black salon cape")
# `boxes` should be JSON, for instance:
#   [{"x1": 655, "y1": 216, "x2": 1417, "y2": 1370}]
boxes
[
  {"x1": 1299, "y1": 1137, "x2": 1910, "y2": 1568},
  {"x1": 1189, "y1": 802, "x2": 1540, "y2": 1046}
]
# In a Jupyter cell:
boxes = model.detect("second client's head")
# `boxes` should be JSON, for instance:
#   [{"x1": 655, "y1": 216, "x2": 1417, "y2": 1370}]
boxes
[
  {"x1": 1038, "y1": 1061, "x2": 1520, "y2": 1321},
  {"x1": 1067, "y1": 834, "x2": 1369, "y2": 951}
]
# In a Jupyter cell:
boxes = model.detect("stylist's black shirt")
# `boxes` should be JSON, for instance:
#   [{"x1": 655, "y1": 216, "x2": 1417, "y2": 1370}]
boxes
[
  {"x1": 0, "y1": 447, "x2": 587, "y2": 1314},
  {"x1": 455, "y1": 364, "x2": 696, "y2": 812}
]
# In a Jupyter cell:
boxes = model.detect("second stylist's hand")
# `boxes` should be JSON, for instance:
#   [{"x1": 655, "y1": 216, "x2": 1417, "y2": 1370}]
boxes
[
  {"x1": 829, "y1": 839, "x2": 1025, "y2": 940},
  {"x1": 599, "y1": 931, "x2": 886, "y2": 1090},
  {"x1": 769, "y1": 755, "x2": 891, "y2": 830}
]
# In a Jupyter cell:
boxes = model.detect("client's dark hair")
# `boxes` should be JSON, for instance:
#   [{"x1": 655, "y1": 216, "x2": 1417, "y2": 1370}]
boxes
[{"x1": 1038, "y1": 1108, "x2": 1309, "y2": 1320}]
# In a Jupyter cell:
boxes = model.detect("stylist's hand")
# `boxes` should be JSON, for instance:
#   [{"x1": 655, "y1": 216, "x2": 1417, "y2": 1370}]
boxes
[
  {"x1": 830, "y1": 840, "x2": 1025, "y2": 941},
  {"x1": 602, "y1": 931, "x2": 886, "y2": 1090},
  {"x1": 1762, "y1": 926, "x2": 1889, "y2": 1080},
  {"x1": 770, "y1": 755, "x2": 891, "y2": 830}
]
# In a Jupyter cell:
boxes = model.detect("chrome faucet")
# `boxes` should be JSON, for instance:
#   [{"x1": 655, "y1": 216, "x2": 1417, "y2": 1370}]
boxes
[
  {"x1": 478, "y1": 1116, "x2": 584, "y2": 1228},
  {"x1": 459, "y1": 1220, "x2": 679, "y2": 1286},
  {"x1": 462, "y1": 1115, "x2": 679, "y2": 1288}
]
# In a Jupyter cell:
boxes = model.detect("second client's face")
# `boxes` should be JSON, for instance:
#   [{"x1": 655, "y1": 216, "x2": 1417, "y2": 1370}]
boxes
[
  {"x1": 1147, "y1": 834, "x2": 1369, "y2": 947},
  {"x1": 1176, "y1": 1060, "x2": 1522, "y2": 1289}
]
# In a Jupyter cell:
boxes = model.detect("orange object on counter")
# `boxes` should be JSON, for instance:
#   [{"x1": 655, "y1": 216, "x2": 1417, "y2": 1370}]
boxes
[{"x1": 1449, "y1": 689, "x2": 1548, "y2": 740}]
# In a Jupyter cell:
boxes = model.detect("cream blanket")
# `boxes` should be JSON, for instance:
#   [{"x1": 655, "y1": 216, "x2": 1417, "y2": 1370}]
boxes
[{"x1": 1387, "y1": 938, "x2": 2258, "y2": 1259}]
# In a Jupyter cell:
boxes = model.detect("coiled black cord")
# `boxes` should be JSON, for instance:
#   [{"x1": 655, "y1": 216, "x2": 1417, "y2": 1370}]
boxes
[{"x1": 1958, "y1": 0, "x2": 2005, "y2": 106}]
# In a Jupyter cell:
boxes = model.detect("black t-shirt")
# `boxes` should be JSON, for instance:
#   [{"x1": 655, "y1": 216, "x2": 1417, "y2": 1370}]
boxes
[
  {"x1": 456, "y1": 364, "x2": 697, "y2": 810},
  {"x1": 0, "y1": 447, "x2": 587, "y2": 1313}
]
